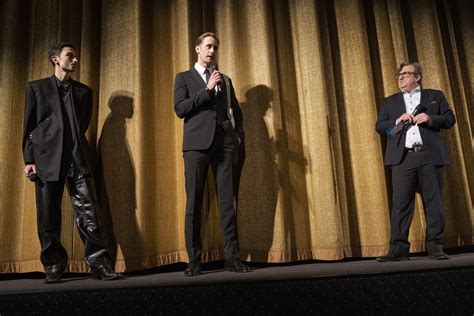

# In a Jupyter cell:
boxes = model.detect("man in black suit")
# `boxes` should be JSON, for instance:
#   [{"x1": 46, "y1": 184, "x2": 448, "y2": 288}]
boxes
[
  {"x1": 22, "y1": 43, "x2": 118, "y2": 282},
  {"x1": 174, "y1": 32, "x2": 250, "y2": 276},
  {"x1": 375, "y1": 62, "x2": 456, "y2": 261}
]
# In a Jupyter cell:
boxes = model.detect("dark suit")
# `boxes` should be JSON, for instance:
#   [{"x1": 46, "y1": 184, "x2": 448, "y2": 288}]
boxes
[
  {"x1": 22, "y1": 75, "x2": 111, "y2": 270},
  {"x1": 376, "y1": 88, "x2": 455, "y2": 254},
  {"x1": 174, "y1": 67, "x2": 244, "y2": 262}
]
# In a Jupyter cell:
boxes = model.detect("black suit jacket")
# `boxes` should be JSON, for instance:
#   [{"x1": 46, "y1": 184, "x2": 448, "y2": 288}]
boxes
[
  {"x1": 375, "y1": 88, "x2": 455, "y2": 166},
  {"x1": 174, "y1": 67, "x2": 244, "y2": 151},
  {"x1": 22, "y1": 75, "x2": 94, "y2": 181}
]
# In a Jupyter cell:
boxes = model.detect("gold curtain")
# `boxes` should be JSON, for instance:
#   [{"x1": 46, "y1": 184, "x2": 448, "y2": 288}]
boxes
[{"x1": 0, "y1": 0, "x2": 472, "y2": 273}]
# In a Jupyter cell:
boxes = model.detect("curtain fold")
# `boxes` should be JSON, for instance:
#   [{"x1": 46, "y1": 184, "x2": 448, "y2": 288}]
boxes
[{"x1": 0, "y1": 0, "x2": 472, "y2": 273}]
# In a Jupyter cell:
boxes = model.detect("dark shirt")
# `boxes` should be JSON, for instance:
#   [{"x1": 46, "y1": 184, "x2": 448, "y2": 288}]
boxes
[{"x1": 55, "y1": 77, "x2": 89, "y2": 177}]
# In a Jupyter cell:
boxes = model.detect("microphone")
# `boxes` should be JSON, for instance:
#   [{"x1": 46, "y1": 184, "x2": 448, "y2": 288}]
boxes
[
  {"x1": 403, "y1": 103, "x2": 425, "y2": 127},
  {"x1": 386, "y1": 104, "x2": 426, "y2": 139},
  {"x1": 210, "y1": 63, "x2": 221, "y2": 92}
]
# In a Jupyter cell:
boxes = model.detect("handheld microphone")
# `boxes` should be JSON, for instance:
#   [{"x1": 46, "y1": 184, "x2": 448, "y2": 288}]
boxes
[
  {"x1": 27, "y1": 172, "x2": 38, "y2": 182},
  {"x1": 386, "y1": 104, "x2": 426, "y2": 139},
  {"x1": 210, "y1": 63, "x2": 221, "y2": 92},
  {"x1": 403, "y1": 103, "x2": 425, "y2": 127}
]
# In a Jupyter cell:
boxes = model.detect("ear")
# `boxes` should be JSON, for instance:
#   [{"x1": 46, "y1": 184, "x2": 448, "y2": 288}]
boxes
[
  {"x1": 195, "y1": 45, "x2": 200, "y2": 54},
  {"x1": 51, "y1": 54, "x2": 59, "y2": 65}
]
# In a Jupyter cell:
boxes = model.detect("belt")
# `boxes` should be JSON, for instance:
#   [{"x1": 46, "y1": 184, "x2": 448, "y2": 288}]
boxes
[{"x1": 405, "y1": 145, "x2": 425, "y2": 152}]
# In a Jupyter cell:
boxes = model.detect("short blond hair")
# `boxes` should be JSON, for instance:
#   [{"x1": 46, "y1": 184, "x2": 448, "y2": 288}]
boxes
[{"x1": 195, "y1": 32, "x2": 220, "y2": 47}]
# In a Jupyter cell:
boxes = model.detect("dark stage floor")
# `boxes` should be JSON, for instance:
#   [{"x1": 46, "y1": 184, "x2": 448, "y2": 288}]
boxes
[
  {"x1": 1, "y1": 249, "x2": 474, "y2": 314},
  {"x1": 1, "y1": 250, "x2": 474, "y2": 294}
]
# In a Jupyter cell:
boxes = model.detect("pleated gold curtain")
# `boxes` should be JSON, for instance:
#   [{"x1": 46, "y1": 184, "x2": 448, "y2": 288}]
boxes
[{"x1": 0, "y1": 0, "x2": 472, "y2": 273}]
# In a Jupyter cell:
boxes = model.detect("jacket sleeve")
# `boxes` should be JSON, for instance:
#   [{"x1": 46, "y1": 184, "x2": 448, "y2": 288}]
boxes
[
  {"x1": 375, "y1": 99, "x2": 397, "y2": 136},
  {"x1": 229, "y1": 78, "x2": 244, "y2": 140},
  {"x1": 22, "y1": 83, "x2": 37, "y2": 165},
  {"x1": 174, "y1": 72, "x2": 213, "y2": 119},
  {"x1": 428, "y1": 91, "x2": 456, "y2": 129}
]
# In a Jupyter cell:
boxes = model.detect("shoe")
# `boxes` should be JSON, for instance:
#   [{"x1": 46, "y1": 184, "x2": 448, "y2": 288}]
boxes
[
  {"x1": 44, "y1": 263, "x2": 66, "y2": 284},
  {"x1": 91, "y1": 263, "x2": 120, "y2": 280},
  {"x1": 184, "y1": 262, "x2": 201, "y2": 276},
  {"x1": 428, "y1": 248, "x2": 449, "y2": 260},
  {"x1": 225, "y1": 258, "x2": 251, "y2": 272},
  {"x1": 376, "y1": 252, "x2": 409, "y2": 262}
]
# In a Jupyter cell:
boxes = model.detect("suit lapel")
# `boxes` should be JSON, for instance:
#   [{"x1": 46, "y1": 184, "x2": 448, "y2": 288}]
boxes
[
  {"x1": 70, "y1": 80, "x2": 81, "y2": 110},
  {"x1": 189, "y1": 67, "x2": 206, "y2": 88},
  {"x1": 70, "y1": 80, "x2": 87, "y2": 126},
  {"x1": 46, "y1": 75, "x2": 63, "y2": 127},
  {"x1": 393, "y1": 91, "x2": 406, "y2": 118},
  {"x1": 419, "y1": 89, "x2": 429, "y2": 108},
  {"x1": 393, "y1": 92, "x2": 406, "y2": 146}
]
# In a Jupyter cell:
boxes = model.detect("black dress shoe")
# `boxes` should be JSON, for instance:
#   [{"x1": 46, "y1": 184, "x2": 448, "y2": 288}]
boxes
[
  {"x1": 91, "y1": 263, "x2": 120, "y2": 280},
  {"x1": 44, "y1": 263, "x2": 66, "y2": 284},
  {"x1": 376, "y1": 252, "x2": 409, "y2": 262},
  {"x1": 428, "y1": 248, "x2": 449, "y2": 260},
  {"x1": 225, "y1": 258, "x2": 251, "y2": 272},
  {"x1": 184, "y1": 262, "x2": 201, "y2": 276}
]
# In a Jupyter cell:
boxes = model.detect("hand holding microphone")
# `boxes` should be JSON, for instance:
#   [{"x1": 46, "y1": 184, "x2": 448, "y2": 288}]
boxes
[
  {"x1": 398, "y1": 104, "x2": 426, "y2": 127},
  {"x1": 24, "y1": 164, "x2": 38, "y2": 182},
  {"x1": 387, "y1": 104, "x2": 426, "y2": 139},
  {"x1": 209, "y1": 63, "x2": 222, "y2": 92}
]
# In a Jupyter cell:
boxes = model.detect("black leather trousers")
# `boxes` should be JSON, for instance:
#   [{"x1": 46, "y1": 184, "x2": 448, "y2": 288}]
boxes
[{"x1": 35, "y1": 173, "x2": 110, "y2": 269}]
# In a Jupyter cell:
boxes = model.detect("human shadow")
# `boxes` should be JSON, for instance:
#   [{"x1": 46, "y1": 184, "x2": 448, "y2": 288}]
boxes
[
  {"x1": 238, "y1": 85, "x2": 309, "y2": 261},
  {"x1": 96, "y1": 91, "x2": 144, "y2": 271},
  {"x1": 237, "y1": 85, "x2": 279, "y2": 261}
]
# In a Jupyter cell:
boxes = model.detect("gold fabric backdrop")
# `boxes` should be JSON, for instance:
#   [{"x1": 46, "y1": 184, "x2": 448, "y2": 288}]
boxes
[{"x1": 0, "y1": 0, "x2": 472, "y2": 273}]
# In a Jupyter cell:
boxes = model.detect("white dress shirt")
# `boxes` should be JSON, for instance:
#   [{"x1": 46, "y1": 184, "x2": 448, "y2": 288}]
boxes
[
  {"x1": 402, "y1": 86, "x2": 423, "y2": 148},
  {"x1": 194, "y1": 63, "x2": 208, "y2": 83},
  {"x1": 194, "y1": 63, "x2": 219, "y2": 94}
]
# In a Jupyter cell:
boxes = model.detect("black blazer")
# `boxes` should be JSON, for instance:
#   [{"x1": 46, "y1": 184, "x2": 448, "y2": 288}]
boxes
[
  {"x1": 174, "y1": 67, "x2": 244, "y2": 151},
  {"x1": 375, "y1": 88, "x2": 455, "y2": 166},
  {"x1": 22, "y1": 75, "x2": 94, "y2": 181}
]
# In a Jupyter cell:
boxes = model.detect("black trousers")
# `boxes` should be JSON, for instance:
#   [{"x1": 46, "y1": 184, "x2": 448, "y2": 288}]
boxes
[
  {"x1": 183, "y1": 126, "x2": 240, "y2": 262},
  {"x1": 389, "y1": 150, "x2": 445, "y2": 255},
  {"x1": 35, "y1": 173, "x2": 110, "y2": 269}
]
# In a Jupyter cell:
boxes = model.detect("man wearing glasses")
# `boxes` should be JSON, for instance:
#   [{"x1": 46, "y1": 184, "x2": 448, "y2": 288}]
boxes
[{"x1": 375, "y1": 62, "x2": 456, "y2": 261}]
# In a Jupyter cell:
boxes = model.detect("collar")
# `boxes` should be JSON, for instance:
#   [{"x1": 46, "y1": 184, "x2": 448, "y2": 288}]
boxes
[
  {"x1": 194, "y1": 63, "x2": 208, "y2": 75},
  {"x1": 54, "y1": 76, "x2": 71, "y2": 89},
  {"x1": 402, "y1": 85, "x2": 421, "y2": 95}
]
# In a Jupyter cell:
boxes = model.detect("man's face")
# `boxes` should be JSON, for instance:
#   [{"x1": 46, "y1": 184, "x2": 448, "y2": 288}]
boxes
[
  {"x1": 52, "y1": 47, "x2": 78, "y2": 73},
  {"x1": 195, "y1": 36, "x2": 218, "y2": 67},
  {"x1": 398, "y1": 65, "x2": 420, "y2": 92}
]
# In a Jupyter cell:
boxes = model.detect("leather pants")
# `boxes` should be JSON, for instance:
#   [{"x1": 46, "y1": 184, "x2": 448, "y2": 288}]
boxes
[{"x1": 35, "y1": 173, "x2": 110, "y2": 269}]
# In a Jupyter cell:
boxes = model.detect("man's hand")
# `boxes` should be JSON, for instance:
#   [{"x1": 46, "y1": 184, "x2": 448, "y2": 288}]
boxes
[
  {"x1": 396, "y1": 113, "x2": 415, "y2": 125},
  {"x1": 24, "y1": 164, "x2": 36, "y2": 176},
  {"x1": 413, "y1": 113, "x2": 431, "y2": 125},
  {"x1": 207, "y1": 70, "x2": 221, "y2": 90}
]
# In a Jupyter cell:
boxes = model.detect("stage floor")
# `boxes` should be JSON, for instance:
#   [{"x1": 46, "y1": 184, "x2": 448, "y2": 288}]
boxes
[{"x1": 1, "y1": 249, "x2": 473, "y2": 295}]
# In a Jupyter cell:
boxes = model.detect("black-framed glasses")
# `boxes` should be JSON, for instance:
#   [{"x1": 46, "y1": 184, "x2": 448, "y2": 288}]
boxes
[{"x1": 396, "y1": 72, "x2": 419, "y2": 78}]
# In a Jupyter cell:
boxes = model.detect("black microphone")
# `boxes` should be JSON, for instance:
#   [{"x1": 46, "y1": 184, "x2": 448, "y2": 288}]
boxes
[
  {"x1": 27, "y1": 172, "x2": 38, "y2": 182},
  {"x1": 387, "y1": 104, "x2": 426, "y2": 139},
  {"x1": 210, "y1": 63, "x2": 221, "y2": 92},
  {"x1": 403, "y1": 103, "x2": 425, "y2": 127}
]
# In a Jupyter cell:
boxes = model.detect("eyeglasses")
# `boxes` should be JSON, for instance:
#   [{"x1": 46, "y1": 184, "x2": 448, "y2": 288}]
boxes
[{"x1": 396, "y1": 72, "x2": 419, "y2": 78}]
